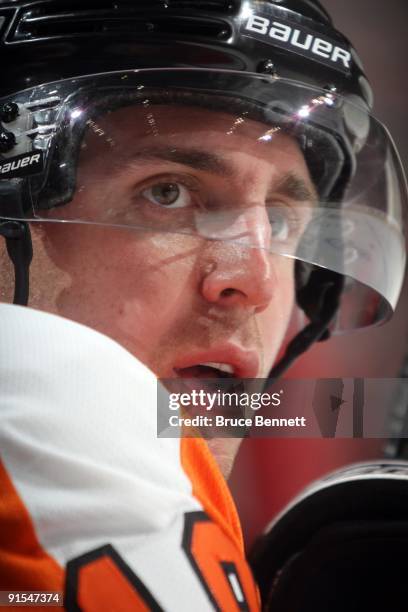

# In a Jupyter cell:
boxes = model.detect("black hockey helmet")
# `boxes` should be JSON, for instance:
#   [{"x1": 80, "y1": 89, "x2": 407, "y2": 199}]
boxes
[{"x1": 0, "y1": 0, "x2": 406, "y2": 377}]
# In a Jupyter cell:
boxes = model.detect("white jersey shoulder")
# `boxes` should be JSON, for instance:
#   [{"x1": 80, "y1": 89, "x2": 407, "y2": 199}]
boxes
[{"x1": 0, "y1": 305, "x2": 229, "y2": 610}]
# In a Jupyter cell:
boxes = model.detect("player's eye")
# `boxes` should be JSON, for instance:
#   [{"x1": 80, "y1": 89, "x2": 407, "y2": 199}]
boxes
[
  {"x1": 267, "y1": 207, "x2": 292, "y2": 241},
  {"x1": 141, "y1": 182, "x2": 192, "y2": 208},
  {"x1": 266, "y1": 201, "x2": 307, "y2": 244}
]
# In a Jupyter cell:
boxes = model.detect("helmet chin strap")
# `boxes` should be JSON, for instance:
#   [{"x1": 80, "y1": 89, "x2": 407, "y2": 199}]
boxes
[
  {"x1": 264, "y1": 271, "x2": 344, "y2": 389},
  {"x1": 0, "y1": 182, "x2": 33, "y2": 306},
  {"x1": 2, "y1": 221, "x2": 32, "y2": 306}
]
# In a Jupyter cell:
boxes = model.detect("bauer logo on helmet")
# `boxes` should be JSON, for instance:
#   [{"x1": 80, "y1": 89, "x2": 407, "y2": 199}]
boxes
[{"x1": 243, "y1": 13, "x2": 352, "y2": 73}]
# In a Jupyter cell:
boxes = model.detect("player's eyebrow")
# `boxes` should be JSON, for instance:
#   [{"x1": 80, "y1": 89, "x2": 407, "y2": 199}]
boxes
[
  {"x1": 273, "y1": 172, "x2": 317, "y2": 204},
  {"x1": 126, "y1": 146, "x2": 235, "y2": 177},
  {"x1": 126, "y1": 146, "x2": 316, "y2": 202}
]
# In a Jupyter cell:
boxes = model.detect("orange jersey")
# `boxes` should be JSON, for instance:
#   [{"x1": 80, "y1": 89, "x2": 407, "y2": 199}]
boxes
[{"x1": 0, "y1": 304, "x2": 259, "y2": 611}]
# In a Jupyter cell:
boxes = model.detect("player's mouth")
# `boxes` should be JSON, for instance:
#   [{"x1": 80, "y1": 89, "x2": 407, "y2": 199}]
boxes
[{"x1": 173, "y1": 346, "x2": 260, "y2": 379}]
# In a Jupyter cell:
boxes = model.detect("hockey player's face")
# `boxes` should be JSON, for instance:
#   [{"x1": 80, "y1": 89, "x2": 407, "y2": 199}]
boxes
[{"x1": 39, "y1": 105, "x2": 316, "y2": 378}]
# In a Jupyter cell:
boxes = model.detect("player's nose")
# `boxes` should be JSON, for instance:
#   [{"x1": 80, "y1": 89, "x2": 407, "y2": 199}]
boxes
[{"x1": 199, "y1": 205, "x2": 275, "y2": 313}]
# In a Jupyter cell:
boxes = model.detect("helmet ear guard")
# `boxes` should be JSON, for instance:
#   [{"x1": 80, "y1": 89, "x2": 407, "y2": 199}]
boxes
[
  {"x1": 291, "y1": 144, "x2": 353, "y2": 346},
  {"x1": 295, "y1": 262, "x2": 343, "y2": 327}
]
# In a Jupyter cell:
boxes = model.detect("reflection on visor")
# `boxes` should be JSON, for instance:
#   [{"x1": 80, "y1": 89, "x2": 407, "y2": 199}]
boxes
[{"x1": 0, "y1": 69, "x2": 406, "y2": 331}]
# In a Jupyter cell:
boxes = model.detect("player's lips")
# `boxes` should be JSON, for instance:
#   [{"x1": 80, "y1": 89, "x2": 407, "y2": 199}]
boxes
[{"x1": 173, "y1": 345, "x2": 260, "y2": 379}]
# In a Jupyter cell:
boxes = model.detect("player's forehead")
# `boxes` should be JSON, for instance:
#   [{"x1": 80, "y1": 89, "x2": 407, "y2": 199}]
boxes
[
  {"x1": 81, "y1": 103, "x2": 310, "y2": 177},
  {"x1": 90, "y1": 102, "x2": 278, "y2": 136}
]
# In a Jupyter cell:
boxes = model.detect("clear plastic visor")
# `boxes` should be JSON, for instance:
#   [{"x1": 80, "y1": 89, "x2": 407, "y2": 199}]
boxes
[{"x1": 0, "y1": 69, "x2": 407, "y2": 330}]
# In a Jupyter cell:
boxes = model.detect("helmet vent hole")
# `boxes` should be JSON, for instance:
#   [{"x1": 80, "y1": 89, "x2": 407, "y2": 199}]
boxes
[{"x1": 10, "y1": 0, "x2": 235, "y2": 42}]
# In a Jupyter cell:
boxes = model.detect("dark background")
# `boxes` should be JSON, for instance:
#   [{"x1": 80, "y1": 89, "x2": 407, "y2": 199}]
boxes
[{"x1": 231, "y1": 0, "x2": 408, "y2": 547}]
